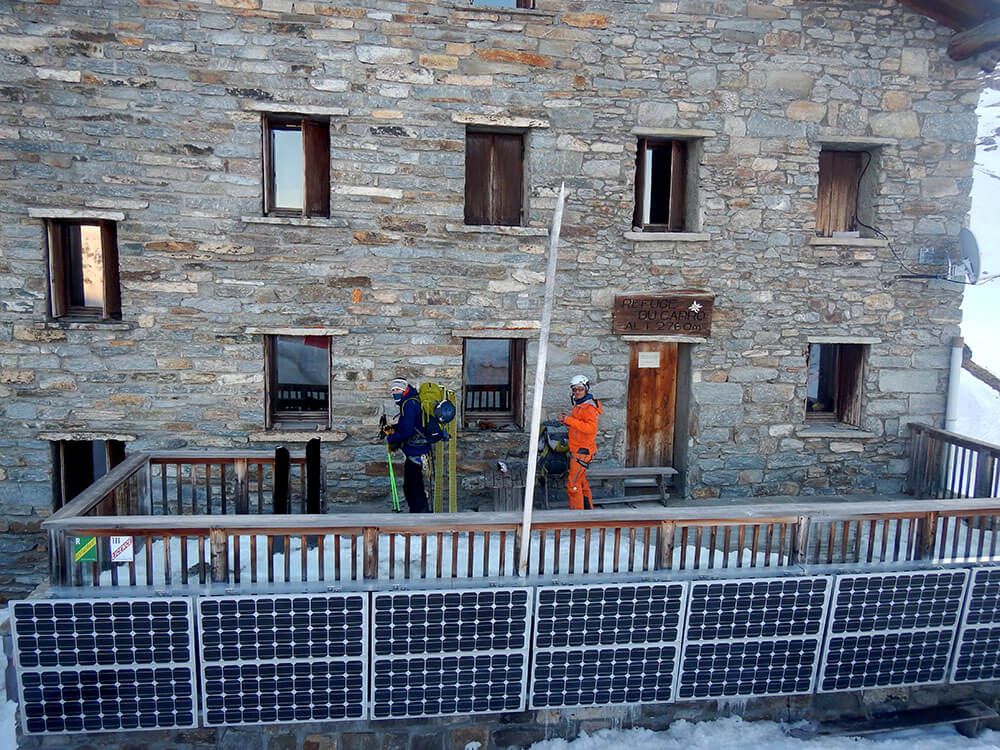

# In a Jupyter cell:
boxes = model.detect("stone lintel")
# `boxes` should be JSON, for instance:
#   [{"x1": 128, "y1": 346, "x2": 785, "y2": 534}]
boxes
[
  {"x1": 44, "y1": 321, "x2": 134, "y2": 331},
  {"x1": 452, "y1": 327, "x2": 539, "y2": 339},
  {"x1": 249, "y1": 430, "x2": 348, "y2": 443},
  {"x1": 333, "y1": 185, "x2": 404, "y2": 200},
  {"x1": 38, "y1": 431, "x2": 137, "y2": 442},
  {"x1": 241, "y1": 216, "x2": 350, "y2": 228},
  {"x1": 445, "y1": 223, "x2": 548, "y2": 237},
  {"x1": 808, "y1": 237, "x2": 889, "y2": 248},
  {"x1": 807, "y1": 336, "x2": 881, "y2": 344},
  {"x1": 816, "y1": 135, "x2": 897, "y2": 149},
  {"x1": 245, "y1": 327, "x2": 349, "y2": 336},
  {"x1": 28, "y1": 208, "x2": 126, "y2": 221},
  {"x1": 243, "y1": 103, "x2": 349, "y2": 117},
  {"x1": 450, "y1": 2, "x2": 557, "y2": 17},
  {"x1": 451, "y1": 113, "x2": 550, "y2": 129},
  {"x1": 621, "y1": 335, "x2": 709, "y2": 343},
  {"x1": 797, "y1": 425, "x2": 876, "y2": 439},
  {"x1": 626, "y1": 231, "x2": 711, "y2": 242},
  {"x1": 630, "y1": 127, "x2": 716, "y2": 139}
]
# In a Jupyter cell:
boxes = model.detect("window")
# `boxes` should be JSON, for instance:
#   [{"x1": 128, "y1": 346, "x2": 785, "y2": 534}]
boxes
[
  {"x1": 46, "y1": 220, "x2": 121, "y2": 320},
  {"x1": 469, "y1": 0, "x2": 534, "y2": 6},
  {"x1": 633, "y1": 138, "x2": 700, "y2": 232},
  {"x1": 265, "y1": 335, "x2": 331, "y2": 428},
  {"x1": 263, "y1": 114, "x2": 330, "y2": 217},
  {"x1": 816, "y1": 149, "x2": 877, "y2": 237},
  {"x1": 806, "y1": 343, "x2": 866, "y2": 426},
  {"x1": 52, "y1": 440, "x2": 125, "y2": 510},
  {"x1": 464, "y1": 129, "x2": 525, "y2": 226},
  {"x1": 462, "y1": 338, "x2": 525, "y2": 428}
]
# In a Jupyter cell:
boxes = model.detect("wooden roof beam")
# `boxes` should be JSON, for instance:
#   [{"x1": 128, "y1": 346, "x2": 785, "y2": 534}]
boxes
[
  {"x1": 948, "y1": 16, "x2": 1000, "y2": 59},
  {"x1": 895, "y1": 0, "x2": 993, "y2": 30}
]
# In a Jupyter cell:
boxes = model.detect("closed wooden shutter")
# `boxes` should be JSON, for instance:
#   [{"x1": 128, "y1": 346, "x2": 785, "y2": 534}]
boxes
[
  {"x1": 492, "y1": 132, "x2": 523, "y2": 226},
  {"x1": 668, "y1": 140, "x2": 687, "y2": 231},
  {"x1": 302, "y1": 118, "x2": 330, "y2": 217},
  {"x1": 47, "y1": 222, "x2": 67, "y2": 318},
  {"x1": 836, "y1": 344, "x2": 865, "y2": 427},
  {"x1": 465, "y1": 131, "x2": 492, "y2": 225},
  {"x1": 632, "y1": 138, "x2": 647, "y2": 229},
  {"x1": 816, "y1": 150, "x2": 861, "y2": 236},
  {"x1": 100, "y1": 221, "x2": 121, "y2": 320}
]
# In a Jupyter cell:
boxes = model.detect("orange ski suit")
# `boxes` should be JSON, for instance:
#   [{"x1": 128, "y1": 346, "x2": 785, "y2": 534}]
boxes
[{"x1": 562, "y1": 397, "x2": 603, "y2": 510}]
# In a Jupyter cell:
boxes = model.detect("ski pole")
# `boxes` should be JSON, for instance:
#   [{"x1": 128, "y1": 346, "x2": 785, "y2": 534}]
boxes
[{"x1": 386, "y1": 444, "x2": 401, "y2": 512}]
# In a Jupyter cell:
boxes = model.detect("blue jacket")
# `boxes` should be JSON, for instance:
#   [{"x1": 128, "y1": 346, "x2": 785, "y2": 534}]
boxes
[{"x1": 386, "y1": 388, "x2": 431, "y2": 458}]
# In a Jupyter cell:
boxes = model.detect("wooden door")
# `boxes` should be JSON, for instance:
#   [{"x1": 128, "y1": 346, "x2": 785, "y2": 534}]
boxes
[{"x1": 626, "y1": 342, "x2": 678, "y2": 467}]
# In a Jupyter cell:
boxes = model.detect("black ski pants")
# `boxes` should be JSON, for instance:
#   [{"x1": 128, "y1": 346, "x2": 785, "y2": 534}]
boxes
[{"x1": 404, "y1": 456, "x2": 431, "y2": 513}]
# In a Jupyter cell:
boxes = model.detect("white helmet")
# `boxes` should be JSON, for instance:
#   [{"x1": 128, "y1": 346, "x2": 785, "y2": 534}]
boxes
[{"x1": 570, "y1": 375, "x2": 590, "y2": 389}]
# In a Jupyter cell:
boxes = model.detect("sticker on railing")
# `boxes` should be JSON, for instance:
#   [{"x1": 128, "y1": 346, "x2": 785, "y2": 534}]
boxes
[
  {"x1": 110, "y1": 536, "x2": 133, "y2": 563},
  {"x1": 73, "y1": 536, "x2": 96, "y2": 563}
]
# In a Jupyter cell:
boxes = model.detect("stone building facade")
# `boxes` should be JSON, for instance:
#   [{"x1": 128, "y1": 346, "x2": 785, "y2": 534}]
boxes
[{"x1": 0, "y1": 1, "x2": 984, "y2": 597}]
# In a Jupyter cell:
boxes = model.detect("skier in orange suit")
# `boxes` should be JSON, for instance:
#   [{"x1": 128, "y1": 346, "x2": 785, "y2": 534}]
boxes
[{"x1": 559, "y1": 375, "x2": 603, "y2": 510}]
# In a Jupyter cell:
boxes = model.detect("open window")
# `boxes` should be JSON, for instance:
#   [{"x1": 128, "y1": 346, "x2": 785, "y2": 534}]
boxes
[
  {"x1": 46, "y1": 220, "x2": 121, "y2": 320},
  {"x1": 806, "y1": 343, "x2": 866, "y2": 427},
  {"x1": 52, "y1": 439, "x2": 126, "y2": 510},
  {"x1": 263, "y1": 114, "x2": 330, "y2": 218},
  {"x1": 633, "y1": 138, "x2": 697, "y2": 232},
  {"x1": 265, "y1": 335, "x2": 332, "y2": 428},
  {"x1": 464, "y1": 129, "x2": 525, "y2": 227},
  {"x1": 816, "y1": 148, "x2": 878, "y2": 237},
  {"x1": 462, "y1": 338, "x2": 525, "y2": 429}
]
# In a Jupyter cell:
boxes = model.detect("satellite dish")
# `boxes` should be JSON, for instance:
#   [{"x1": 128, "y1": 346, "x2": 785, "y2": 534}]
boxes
[{"x1": 959, "y1": 228, "x2": 981, "y2": 284}]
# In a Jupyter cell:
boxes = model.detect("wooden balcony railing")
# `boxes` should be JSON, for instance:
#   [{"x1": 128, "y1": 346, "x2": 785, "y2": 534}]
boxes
[
  {"x1": 41, "y1": 444, "x2": 1000, "y2": 590},
  {"x1": 908, "y1": 423, "x2": 1000, "y2": 500}
]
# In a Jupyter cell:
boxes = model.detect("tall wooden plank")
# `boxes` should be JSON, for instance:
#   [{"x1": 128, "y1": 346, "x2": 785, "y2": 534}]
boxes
[
  {"x1": 100, "y1": 221, "x2": 121, "y2": 319},
  {"x1": 464, "y1": 131, "x2": 491, "y2": 224},
  {"x1": 492, "y1": 132, "x2": 524, "y2": 226},
  {"x1": 668, "y1": 140, "x2": 687, "y2": 231},
  {"x1": 302, "y1": 118, "x2": 330, "y2": 217}
]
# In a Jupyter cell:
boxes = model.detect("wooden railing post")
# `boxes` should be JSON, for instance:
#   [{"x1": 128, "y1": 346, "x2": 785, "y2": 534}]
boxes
[
  {"x1": 973, "y1": 449, "x2": 997, "y2": 499},
  {"x1": 363, "y1": 527, "x2": 378, "y2": 580},
  {"x1": 916, "y1": 511, "x2": 939, "y2": 560},
  {"x1": 513, "y1": 526, "x2": 523, "y2": 575},
  {"x1": 655, "y1": 521, "x2": 675, "y2": 570},
  {"x1": 792, "y1": 515, "x2": 810, "y2": 564},
  {"x1": 210, "y1": 528, "x2": 229, "y2": 583},
  {"x1": 234, "y1": 459, "x2": 249, "y2": 514}
]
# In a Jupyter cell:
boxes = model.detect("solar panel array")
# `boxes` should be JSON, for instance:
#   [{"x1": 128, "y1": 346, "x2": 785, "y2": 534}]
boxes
[
  {"x1": 197, "y1": 593, "x2": 367, "y2": 726},
  {"x1": 10, "y1": 597, "x2": 197, "y2": 735},
  {"x1": 952, "y1": 567, "x2": 1000, "y2": 683},
  {"x1": 677, "y1": 576, "x2": 831, "y2": 700},
  {"x1": 530, "y1": 582, "x2": 687, "y2": 709},
  {"x1": 371, "y1": 587, "x2": 531, "y2": 719},
  {"x1": 819, "y1": 570, "x2": 969, "y2": 692}
]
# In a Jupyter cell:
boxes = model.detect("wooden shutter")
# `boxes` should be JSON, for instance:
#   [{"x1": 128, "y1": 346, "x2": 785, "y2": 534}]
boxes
[
  {"x1": 492, "y1": 132, "x2": 523, "y2": 226},
  {"x1": 633, "y1": 138, "x2": 647, "y2": 229},
  {"x1": 263, "y1": 336, "x2": 275, "y2": 429},
  {"x1": 668, "y1": 140, "x2": 687, "y2": 231},
  {"x1": 816, "y1": 150, "x2": 861, "y2": 236},
  {"x1": 836, "y1": 344, "x2": 865, "y2": 427},
  {"x1": 510, "y1": 338, "x2": 526, "y2": 427},
  {"x1": 47, "y1": 222, "x2": 67, "y2": 318},
  {"x1": 302, "y1": 118, "x2": 330, "y2": 218},
  {"x1": 107, "y1": 440, "x2": 126, "y2": 469},
  {"x1": 465, "y1": 131, "x2": 491, "y2": 225},
  {"x1": 516, "y1": 0, "x2": 533, "y2": 7},
  {"x1": 100, "y1": 221, "x2": 121, "y2": 320}
]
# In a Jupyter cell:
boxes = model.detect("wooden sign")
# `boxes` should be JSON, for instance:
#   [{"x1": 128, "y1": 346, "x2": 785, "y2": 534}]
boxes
[{"x1": 612, "y1": 294, "x2": 714, "y2": 336}]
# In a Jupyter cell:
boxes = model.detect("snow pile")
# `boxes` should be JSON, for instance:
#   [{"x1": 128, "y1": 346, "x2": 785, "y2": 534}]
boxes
[{"x1": 528, "y1": 717, "x2": 1000, "y2": 750}]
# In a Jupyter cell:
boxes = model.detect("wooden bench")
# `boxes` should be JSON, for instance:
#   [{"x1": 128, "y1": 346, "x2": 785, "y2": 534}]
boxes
[{"x1": 586, "y1": 465, "x2": 677, "y2": 506}]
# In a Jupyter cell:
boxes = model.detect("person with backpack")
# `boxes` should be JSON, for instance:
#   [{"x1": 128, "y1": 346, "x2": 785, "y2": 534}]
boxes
[
  {"x1": 558, "y1": 375, "x2": 603, "y2": 510},
  {"x1": 385, "y1": 378, "x2": 432, "y2": 513}
]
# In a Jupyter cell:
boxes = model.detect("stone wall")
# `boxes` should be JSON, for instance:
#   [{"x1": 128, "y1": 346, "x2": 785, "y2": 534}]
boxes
[{"x1": 0, "y1": 0, "x2": 982, "y2": 598}]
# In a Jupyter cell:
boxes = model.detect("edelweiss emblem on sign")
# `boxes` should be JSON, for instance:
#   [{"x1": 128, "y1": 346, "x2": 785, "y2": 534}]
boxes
[{"x1": 688, "y1": 301, "x2": 703, "y2": 313}]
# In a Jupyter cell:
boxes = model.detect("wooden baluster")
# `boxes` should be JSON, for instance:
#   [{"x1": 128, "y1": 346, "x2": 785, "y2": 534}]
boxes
[
  {"x1": 792, "y1": 516, "x2": 809, "y2": 565},
  {"x1": 583, "y1": 528, "x2": 592, "y2": 574},
  {"x1": 735, "y1": 526, "x2": 744, "y2": 569},
  {"x1": 627, "y1": 528, "x2": 636, "y2": 573},
  {"x1": 655, "y1": 521, "x2": 675, "y2": 571},
  {"x1": 267, "y1": 536, "x2": 275, "y2": 583},
  {"x1": 351, "y1": 535, "x2": 359, "y2": 581},
  {"x1": 318, "y1": 535, "x2": 325, "y2": 581},
  {"x1": 210, "y1": 529, "x2": 228, "y2": 584},
  {"x1": 466, "y1": 532, "x2": 474, "y2": 578},
  {"x1": 436, "y1": 532, "x2": 444, "y2": 578},
  {"x1": 538, "y1": 529, "x2": 547, "y2": 576},
  {"x1": 180, "y1": 535, "x2": 188, "y2": 585},
  {"x1": 387, "y1": 534, "x2": 395, "y2": 580},
  {"x1": 613, "y1": 528, "x2": 622, "y2": 573},
  {"x1": 205, "y1": 464, "x2": 213, "y2": 515},
  {"x1": 568, "y1": 529, "x2": 576, "y2": 573},
  {"x1": 451, "y1": 532, "x2": 459, "y2": 578},
  {"x1": 249, "y1": 534, "x2": 257, "y2": 584},
  {"x1": 483, "y1": 531, "x2": 490, "y2": 577},
  {"x1": 750, "y1": 525, "x2": 760, "y2": 568},
  {"x1": 500, "y1": 530, "x2": 508, "y2": 576},
  {"x1": 364, "y1": 528, "x2": 378, "y2": 580},
  {"x1": 722, "y1": 526, "x2": 732, "y2": 568},
  {"x1": 553, "y1": 529, "x2": 561, "y2": 575},
  {"x1": 420, "y1": 534, "x2": 428, "y2": 579},
  {"x1": 598, "y1": 528, "x2": 606, "y2": 574},
  {"x1": 175, "y1": 463, "x2": 183, "y2": 515},
  {"x1": 692, "y1": 527, "x2": 702, "y2": 570}
]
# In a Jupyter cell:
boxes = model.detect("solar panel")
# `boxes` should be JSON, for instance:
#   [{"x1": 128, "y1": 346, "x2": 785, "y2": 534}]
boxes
[
  {"x1": 951, "y1": 566, "x2": 1000, "y2": 683},
  {"x1": 818, "y1": 569, "x2": 968, "y2": 692},
  {"x1": 530, "y1": 582, "x2": 687, "y2": 709},
  {"x1": 677, "y1": 575, "x2": 831, "y2": 700},
  {"x1": 197, "y1": 593, "x2": 367, "y2": 726},
  {"x1": 371, "y1": 587, "x2": 532, "y2": 719},
  {"x1": 10, "y1": 597, "x2": 197, "y2": 734}
]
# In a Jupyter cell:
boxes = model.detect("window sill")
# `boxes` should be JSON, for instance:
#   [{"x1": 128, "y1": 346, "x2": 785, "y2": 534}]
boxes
[
  {"x1": 46, "y1": 319, "x2": 132, "y2": 331},
  {"x1": 449, "y1": 3, "x2": 557, "y2": 18},
  {"x1": 446, "y1": 223, "x2": 549, "y2": 237},
  {"x1": 242, "y1": 216, "x2": 349, "y2": 228},
  {"x1": 808, "y1": 236, "x2": 888, "y2": 248},
  {"x1": 797, "y1": 424, "x2": 875, "y2": 439},
  {"x1": 250, "y1": 429, "x2": 347, "y2": 443},
  {"x1": 625, "y1": 231, "x2": 710, "y2": 242}
]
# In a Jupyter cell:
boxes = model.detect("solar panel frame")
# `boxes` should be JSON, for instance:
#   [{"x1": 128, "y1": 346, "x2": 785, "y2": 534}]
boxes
[
  {"x1": 676, "y1": 575, "x2": 832, "y2": 701},
  {"x1": 950, "y1": 566, "x2": 1000, "y2": 684},
  {"x1": 529, "y1": 581, "x2": 689, "y2": 710},
  {"x1": 196, "y1": 592, "x2": 368, "y2": 727},
  {"x1": 370, "y1": 585, "x2": 533, "y2": 720},
  {"x1": 818, "y1": 569, "x2": 969, "y2": 693},
  {"x1": 10, "y1": 596, "x2": 198, "y2": 735}
]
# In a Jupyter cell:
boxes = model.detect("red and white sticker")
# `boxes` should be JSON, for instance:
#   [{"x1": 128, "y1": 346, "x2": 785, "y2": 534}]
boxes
[{"x1": 110, "y1": 536, "x2": 134, "y2": 563}]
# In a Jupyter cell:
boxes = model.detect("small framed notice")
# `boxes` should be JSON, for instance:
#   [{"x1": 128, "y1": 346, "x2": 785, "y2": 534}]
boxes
[
  {"x1": 637, "y1": 351, "x2": 661, "y2": 369},
  {"x1": 110, "y1": 535, "x2": 134, "y2": 563}
]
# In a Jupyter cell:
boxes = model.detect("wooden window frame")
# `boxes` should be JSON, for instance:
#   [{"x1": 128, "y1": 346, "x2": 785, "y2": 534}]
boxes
[
  {"x1": 46, "y1": 219, "x2": 121, "y2": 321},
  {"x1": 816, "y1": 149, "x2": 864, "y2": 237},
  {"x1": 262, "y1": 114, "x2": 331, "y2": 218},
  {"x1": 461, "y1": 338, "x2": 526, "y2": 429},
  {"x1": 264, "y1": 335, "x2": 333, "y2": 429},
  {"x1": 806, "y1": 343, "x2": 866, "y2": 427},
  {"x1": 51, "y1": 439, "x2": 126, "y2": 510},
  {"x1": 633, "y1": 138, "x2": 689, "y2": 233},
  {"x1": 464, "y1": 128, "x2": 526, "y2": 227}
]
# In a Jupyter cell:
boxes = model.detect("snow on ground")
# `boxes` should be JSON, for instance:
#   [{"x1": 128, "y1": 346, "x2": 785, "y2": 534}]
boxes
[
  {"x1": 957, "y1": 368, "x2": 1000, "y2": 447},
  {"x1": 527, "y1": 717, "x2": 1000, "y2": 750}
]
